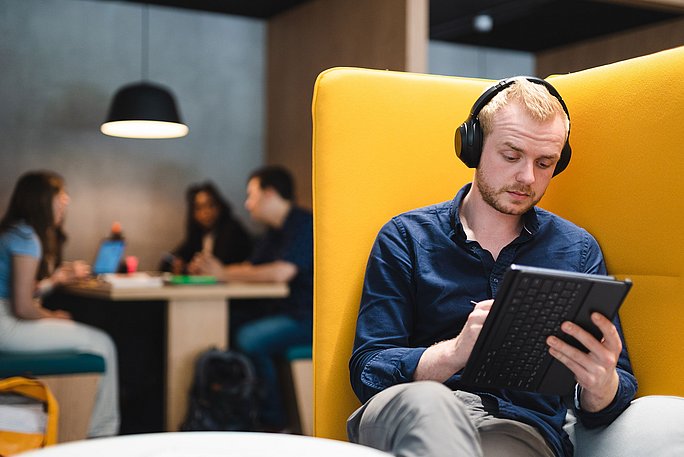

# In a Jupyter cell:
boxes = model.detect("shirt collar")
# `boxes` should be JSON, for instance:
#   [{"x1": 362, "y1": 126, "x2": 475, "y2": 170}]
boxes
[{"x1": 448, "y1": 183, "x2": 540, "y2": 241}]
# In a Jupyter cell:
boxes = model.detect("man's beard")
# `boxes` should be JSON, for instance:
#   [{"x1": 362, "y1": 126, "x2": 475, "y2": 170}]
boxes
[{"x1": 475, "y1": 168, "x2": 542, "y2": 216}]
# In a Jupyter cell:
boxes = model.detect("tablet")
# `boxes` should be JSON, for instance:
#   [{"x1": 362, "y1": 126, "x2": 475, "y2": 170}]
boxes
[{"x1": 460, "y1": 264, "x2": 632, "y2": 395}]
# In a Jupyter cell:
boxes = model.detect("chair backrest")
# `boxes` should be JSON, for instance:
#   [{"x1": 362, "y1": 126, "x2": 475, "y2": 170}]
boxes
[{"x1": 312, "y1": 46, "x2": 684, "y2": 441}]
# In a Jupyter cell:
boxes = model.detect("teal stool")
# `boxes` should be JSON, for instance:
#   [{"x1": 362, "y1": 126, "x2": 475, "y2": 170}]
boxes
[
  {"x1": 286, "y1": 345, "x2": 313, "y2": 435},
  {"x1": 285, "y1": 345, "x2": 312, "y2": 362},
  {"x1": 0, "y1": 351, "x2": 105, "y2": 442},
  {"x1": 0, "y1": 351, "x2": 105, "y2": 378}
]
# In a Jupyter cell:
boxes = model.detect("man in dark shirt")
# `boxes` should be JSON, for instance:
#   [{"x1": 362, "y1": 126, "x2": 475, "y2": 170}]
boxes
[
  {"x1": 190, "y1": 165, "x2": 312, "y2": 430},
  {"x1": 348, "y1": 78, "x2": 636, "y2": 456}
]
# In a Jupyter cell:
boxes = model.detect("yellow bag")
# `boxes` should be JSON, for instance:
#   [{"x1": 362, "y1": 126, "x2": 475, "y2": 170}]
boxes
[{"x1": 0, "y1": 377, "x2": 58, "y2": 456}]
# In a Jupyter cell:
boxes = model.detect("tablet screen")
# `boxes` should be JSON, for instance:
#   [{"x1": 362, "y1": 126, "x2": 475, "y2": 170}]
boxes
[{"x1": 92, "y1": 239, "x2": 125, "y2": 275}]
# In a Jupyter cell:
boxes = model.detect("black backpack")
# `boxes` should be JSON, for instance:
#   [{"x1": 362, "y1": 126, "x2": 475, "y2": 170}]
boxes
[{"x1": 180, "y1": 348, "x2": 260, "y2": 431}]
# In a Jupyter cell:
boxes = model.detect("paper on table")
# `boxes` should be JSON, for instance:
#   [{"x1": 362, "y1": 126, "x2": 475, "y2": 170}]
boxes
[{"x1": 101, "y1": 272, "x2": 163, "y2": 289}]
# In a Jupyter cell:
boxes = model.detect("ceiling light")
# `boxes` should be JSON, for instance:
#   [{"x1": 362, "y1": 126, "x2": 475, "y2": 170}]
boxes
[
  {"x1": 101, "y1": 5, "x2": 188, "y2": 139},
  {"x1": 473, "y1": 14, "x2": 493, "y2": 33},
  {"x1": 101, "y1": 82, "x2": 188, "y2": 139}
]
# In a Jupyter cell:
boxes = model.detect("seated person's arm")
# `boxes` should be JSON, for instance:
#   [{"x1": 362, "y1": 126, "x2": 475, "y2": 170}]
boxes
[
  {"x1": 188, "y1": 253, "x2": 297, "y2": 283},
  {"x1": 415, "y1": 299, "x2": 492, "y2": 382},
  {"x1": 545, "y1": 241, "x2": 637, "y2": 426},
  {"x1": 35, "y1": 260, "x2": 90, "y2": 296},
  {"x1": 352, "y1": 218, "x2": 499, "y2": 401},
  {"x1": 351, "y1": 219, "x2": 456, "y2": 403},
  {"x1": 51, "y1": 260, "x2": 90, "y2": 284},
  {"x1": 548, "y1": 314, "x2": 620, "y2": 412},
  {"x1": 548, "y1": 311, "x2": 636, "y2": 420},
  {"x1": 13, "y1": 255, "x2": 69, "y2": 320},
  {"x1": 224, "y1": 260, "x2": 297, "y2": 283}
]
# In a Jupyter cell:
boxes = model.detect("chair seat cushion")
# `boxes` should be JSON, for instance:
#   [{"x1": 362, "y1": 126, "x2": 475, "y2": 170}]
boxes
[
  {"x1": 286, "y1": 345, "x2": 312, "y2": 361},
  {"x1": 0, "y1": 351, "x2": 105, "y2": 377}
]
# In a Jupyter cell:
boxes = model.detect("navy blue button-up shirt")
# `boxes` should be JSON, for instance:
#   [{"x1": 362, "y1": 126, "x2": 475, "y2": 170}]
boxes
[
  {"x1": 250, "y1": 206, "x2": 313, "y2": 321},
  {"x1": 350, "y1": 184, "x2": 637, "y2": 457}
]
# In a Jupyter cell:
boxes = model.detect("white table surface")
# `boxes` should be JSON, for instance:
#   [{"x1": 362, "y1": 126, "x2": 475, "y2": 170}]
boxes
[{"x1": 22, "y1": 432, "x2": 392, "y2": 457}]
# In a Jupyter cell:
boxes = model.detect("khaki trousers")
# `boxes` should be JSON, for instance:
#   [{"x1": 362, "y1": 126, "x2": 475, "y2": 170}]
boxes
[{"x1": 348, "y1": 381, "x2": 555, "y2": 457}]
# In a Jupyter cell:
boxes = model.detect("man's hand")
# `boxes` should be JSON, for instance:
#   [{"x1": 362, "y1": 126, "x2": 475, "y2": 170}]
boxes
[
  {"x1": 415, "y1": 299, "x2": 493, "y2": 382},
  {"x1": 187, "y1": 253, "x2": 225, "y2": 279},
  {"x1": 453, "y1": 299, "x2": 493, "y2": 368},
  {"x1": 546, "y1": 312, "x2": 621, "y2": 412},
  {"x1": 44, "y1": 308, "x2": 72, "y2": 320},
  {"x1": 167, "y1": 256, "x2": 185, "y2": 275}
]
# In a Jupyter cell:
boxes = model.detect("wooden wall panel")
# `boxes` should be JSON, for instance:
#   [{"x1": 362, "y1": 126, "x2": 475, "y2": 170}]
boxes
[
  {"x1": 537, "y1": 17, "x2": 684, "y2": 77},
  {"x1": 267, "y1": 0, "x2": 427, "y2": 208}
]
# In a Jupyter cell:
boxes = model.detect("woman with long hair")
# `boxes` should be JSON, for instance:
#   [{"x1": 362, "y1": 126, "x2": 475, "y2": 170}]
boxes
[
  {"x1": 163, "y1": 181, "x2": 253, "y2": 273},
  {"x1": 0, "y1": 170, "x2": 119, "y2": 437}
]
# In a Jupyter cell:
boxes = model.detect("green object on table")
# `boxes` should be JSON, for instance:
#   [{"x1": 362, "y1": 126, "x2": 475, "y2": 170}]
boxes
[{"x1": 167, "y1": 275, "x2": 218, "y2": 285}]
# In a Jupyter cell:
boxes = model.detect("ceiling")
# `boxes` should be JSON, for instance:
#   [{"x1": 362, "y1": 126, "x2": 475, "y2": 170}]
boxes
[{"x1": 116, "y1": 0, "x2": 684, "y2": 52}]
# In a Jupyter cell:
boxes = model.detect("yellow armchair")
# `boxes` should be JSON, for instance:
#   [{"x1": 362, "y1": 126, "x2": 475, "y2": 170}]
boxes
[{"x1": 312, "y1": 46, "x2": 684, "y2": 450}]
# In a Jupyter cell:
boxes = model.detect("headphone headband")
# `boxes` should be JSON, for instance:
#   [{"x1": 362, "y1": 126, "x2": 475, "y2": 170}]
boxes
[{"x1": 454, "y1": 76, "x2": 572, "y2": 176}]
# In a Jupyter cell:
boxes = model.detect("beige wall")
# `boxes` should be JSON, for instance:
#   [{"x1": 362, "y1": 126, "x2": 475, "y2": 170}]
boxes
[
  {"x1": 537, "y1": 17, "x2": 684, "y2": 77},
  {"x1": 266, "y1": 0, "x2": 428, "y2": 208}
]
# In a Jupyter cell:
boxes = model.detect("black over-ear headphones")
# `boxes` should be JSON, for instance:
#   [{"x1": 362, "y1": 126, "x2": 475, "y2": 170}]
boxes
[{"x1": 454, "y1": 76, "x2": 572, "y2": 176}]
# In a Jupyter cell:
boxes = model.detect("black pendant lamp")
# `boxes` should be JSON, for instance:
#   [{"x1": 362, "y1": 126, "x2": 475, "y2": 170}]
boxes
[{"x1": 101, "y1": 5, "x2": 188, "y2": 139}]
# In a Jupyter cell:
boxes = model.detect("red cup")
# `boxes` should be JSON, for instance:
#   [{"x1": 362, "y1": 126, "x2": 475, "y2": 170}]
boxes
[{"x1": 125, "y1": 256, "x2": 139, "y2": 273}]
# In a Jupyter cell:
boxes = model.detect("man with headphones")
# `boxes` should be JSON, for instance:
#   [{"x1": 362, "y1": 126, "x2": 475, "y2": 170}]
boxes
[{"x1": 347, "y1": 77, "x2": 636, "y2": 457}]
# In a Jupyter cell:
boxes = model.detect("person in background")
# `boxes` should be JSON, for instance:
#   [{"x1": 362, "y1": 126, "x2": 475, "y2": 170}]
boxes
[
  {"x1": 161, "y1": 181, "x2": 252, "y2": 274},
  {"x1": 189, "y1": 165, "x2": 313, "y2": 431},
  {"x1": 0, "y1": 170, "x2": 120, "y2": 437}
]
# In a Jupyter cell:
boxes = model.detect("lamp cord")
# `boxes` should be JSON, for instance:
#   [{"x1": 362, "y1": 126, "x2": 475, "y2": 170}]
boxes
[{"x1": 141, "y1": 3, "x2": 149, "y2": 81}]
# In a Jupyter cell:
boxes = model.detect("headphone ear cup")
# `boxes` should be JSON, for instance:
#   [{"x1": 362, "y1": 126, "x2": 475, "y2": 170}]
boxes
[
  {"x1": 455, "y1": 118, "x2": 482, "y2": 168},
  {"x1": 454, "y1": 123, "x2": 467, "y2": 164},
  {"x1": 553, "y1": 142, "x2": 572, "y2": 176}
]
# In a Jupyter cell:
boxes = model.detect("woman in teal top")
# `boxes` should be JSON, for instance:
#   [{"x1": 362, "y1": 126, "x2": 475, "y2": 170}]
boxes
[{"x1": 0, "y1": 171, "x2": 120, "y2": 437}]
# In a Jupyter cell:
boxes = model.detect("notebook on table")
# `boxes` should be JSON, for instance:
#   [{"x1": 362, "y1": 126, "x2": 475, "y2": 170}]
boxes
[{"x1": 461, "y1": 264, "x2": 632, "y2": 395}]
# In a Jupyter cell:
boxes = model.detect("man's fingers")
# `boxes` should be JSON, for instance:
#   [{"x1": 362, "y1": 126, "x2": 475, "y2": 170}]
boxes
[{"x1": 590, "y1": 313, "x2": 623, "y2": 353}]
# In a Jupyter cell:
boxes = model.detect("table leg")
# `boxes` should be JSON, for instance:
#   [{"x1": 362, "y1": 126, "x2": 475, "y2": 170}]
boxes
[{"x1": 165, "y1": 297, "x2": 228, "y2": 431}]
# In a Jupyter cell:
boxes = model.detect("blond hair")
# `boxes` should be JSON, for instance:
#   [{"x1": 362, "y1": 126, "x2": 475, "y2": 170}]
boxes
[{"x1": 479, "y1": 78, "x2": 570, "y2": 139}]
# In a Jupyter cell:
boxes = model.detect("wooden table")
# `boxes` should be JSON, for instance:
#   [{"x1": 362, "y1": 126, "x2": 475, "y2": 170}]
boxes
[{"x1": 63, "y1": 280, "x2": 288, "y2": 431}]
